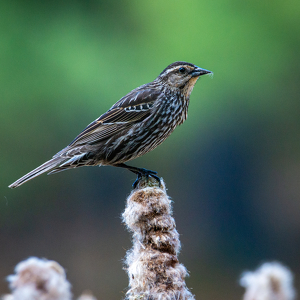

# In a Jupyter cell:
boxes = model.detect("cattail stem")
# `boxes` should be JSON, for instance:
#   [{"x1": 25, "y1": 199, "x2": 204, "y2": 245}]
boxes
[{"x1": 122, "y1": 177, "x2": 194, "y2": 300}]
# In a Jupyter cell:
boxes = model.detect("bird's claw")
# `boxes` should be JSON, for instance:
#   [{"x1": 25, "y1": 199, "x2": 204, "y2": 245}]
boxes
[{"x1": 132, "y1": 169, "x2": 161, "y2": 189}]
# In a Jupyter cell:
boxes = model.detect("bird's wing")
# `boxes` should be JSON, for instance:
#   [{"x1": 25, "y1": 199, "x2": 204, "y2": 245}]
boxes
[{"x1": 68, "y1": 88, "x2": 161, "y2": 146}]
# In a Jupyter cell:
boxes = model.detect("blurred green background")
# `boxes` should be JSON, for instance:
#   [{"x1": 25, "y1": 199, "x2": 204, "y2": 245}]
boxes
[{"x1": 1, "y1": 0, "x2": 300, "y2": 298}]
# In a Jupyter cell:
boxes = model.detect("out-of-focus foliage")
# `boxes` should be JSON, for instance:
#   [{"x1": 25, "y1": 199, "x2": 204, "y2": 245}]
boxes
[{"x1": 1, "y1": 0, "x2": 300, "y2": 299}]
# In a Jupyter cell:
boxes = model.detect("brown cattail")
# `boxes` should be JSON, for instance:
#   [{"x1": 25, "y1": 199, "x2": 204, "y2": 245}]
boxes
[
  {"x1": 240, "y1": 262, "x2": 296, "y2": 300},
  {"x1": 122, "y1": 177, "x2": 194, "y2": 300},
  {"x1": 3, "y1": 257, "x2": 72, "y2": 300}
]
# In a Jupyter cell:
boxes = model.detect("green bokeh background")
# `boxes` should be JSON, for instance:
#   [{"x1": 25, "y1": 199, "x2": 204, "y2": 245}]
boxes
[{"x1": 1, "y1": 0, "x2": 300, "y2": 298}]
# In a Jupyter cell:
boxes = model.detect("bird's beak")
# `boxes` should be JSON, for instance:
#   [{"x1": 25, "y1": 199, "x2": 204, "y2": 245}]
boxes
[{"x1": 191, "y1": 67, "x2": 212, "y2": 77}]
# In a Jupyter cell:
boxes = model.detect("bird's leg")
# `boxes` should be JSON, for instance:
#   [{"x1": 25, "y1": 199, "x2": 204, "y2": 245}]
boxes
[{"x1": 114, "y1": 163, "x2": 161, "y2": 188}]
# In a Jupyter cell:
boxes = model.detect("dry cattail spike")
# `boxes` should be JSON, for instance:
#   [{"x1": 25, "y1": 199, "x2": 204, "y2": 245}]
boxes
[
  {"x1": 3, "y1": 257, "x2": 72, "y2": 300},
  {"x1": 240, "y1": 262, "x2": 296, "y2": 300},
  {"x1": 122, "y1": 176, "x2": 195, "y2": 300}
]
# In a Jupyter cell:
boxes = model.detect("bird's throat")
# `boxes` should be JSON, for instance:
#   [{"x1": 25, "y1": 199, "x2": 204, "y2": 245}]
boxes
[{"x1": 182, "y1": 77, "x2": 199, "y2": 99}]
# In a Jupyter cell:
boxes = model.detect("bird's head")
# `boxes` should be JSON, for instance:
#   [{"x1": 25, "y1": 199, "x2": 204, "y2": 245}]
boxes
[{"x1": 158, "y1": 61, "x2": 211, "y2": 94}]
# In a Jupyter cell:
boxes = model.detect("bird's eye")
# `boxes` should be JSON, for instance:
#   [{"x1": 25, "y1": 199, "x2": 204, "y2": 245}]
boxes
[{"x1": 178, "y1": 67, "x2": 186, "y2": 74}]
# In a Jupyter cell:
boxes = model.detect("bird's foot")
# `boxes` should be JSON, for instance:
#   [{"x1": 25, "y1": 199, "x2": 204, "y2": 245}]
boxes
[
  {"x1": 113, "y1": 163, "x2": 161, "y2": 189},
  {"x1": 132, "y1": 168, "x2": 161, "y2": 189}
]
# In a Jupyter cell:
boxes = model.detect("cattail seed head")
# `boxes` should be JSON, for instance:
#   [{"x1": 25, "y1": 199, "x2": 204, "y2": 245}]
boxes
[
  {"x1": 4, "y1": 257, "x2": 72, "y2": 300},
  {"x1": 122, "y1": 177, "x2": 194, "y2": 300},
  {"x1": 240, "y1": 262, "x2": 296, "y2": 300}
]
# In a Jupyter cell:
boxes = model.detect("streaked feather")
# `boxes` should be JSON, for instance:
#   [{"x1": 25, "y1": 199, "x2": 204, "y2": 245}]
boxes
[
  {"x1": 8, "y1": 157, "x2": 65, "y2": 188},
  {"x1": 69, "y1": 88, "x2": 160, "y2": 147}
]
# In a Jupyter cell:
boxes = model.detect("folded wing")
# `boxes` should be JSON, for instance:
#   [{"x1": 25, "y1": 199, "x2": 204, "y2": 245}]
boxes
[{"x1": 68, "y1": 88, "x2": 161, "y2": 147}]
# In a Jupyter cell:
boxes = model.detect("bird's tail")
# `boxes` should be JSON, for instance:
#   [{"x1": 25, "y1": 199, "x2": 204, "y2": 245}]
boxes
[{"x1": 8, "y1": 157, "x2": 64, "y2": 189}]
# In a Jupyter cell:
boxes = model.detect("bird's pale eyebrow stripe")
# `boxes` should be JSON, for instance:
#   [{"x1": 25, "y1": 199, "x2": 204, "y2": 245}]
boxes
[
  {"x1": 163, "y1": 67, "x2": 178, "y2": 75},
  {"x1": 162, "y1": 66, "x2": 191, "y2": 75}
]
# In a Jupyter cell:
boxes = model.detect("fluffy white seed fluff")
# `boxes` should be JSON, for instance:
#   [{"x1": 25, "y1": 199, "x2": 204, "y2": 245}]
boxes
[
  {"x1": 240, "y1": 262, "x2": 296, "y2": 300},
  {"x1": 4, "y1": 257, "x2": 72, "y2": 300},
  {"x1": 122, "y1": 177, "x2": 194, "y2": 300},
  {"x1": 76, "y1": 291, "x2": 97, "y2": 300}
]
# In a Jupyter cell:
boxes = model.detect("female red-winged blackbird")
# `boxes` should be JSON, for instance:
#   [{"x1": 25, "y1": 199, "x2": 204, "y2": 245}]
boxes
[{"x1": 9, "y1": 61, "x2": 211, "y2": 188}]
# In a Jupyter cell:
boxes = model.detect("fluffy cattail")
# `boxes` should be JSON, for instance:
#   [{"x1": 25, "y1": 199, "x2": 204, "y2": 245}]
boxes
[
  {"x1": 240, "y1": 262, "x2": 296, "y2": 300},
  {"x1": 122, "y1": 177, "x2": 194, "y2": 300},
  {"x1": 76, "y1": 291, "x2": 97, "y2": 300},
  {"x1": 3, "y1": 257, "x2": 72, "y2": 300}
]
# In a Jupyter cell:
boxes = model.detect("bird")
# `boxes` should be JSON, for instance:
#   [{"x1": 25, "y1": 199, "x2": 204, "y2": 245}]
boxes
[{"x1": 9, "y1": 61, "x2": 211, "y2": 189}]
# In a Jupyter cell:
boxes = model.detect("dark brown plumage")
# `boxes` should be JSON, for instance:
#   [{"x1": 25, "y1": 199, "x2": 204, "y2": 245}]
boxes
[{"x1": 9, "y1": 61, "x2": 211, "y2": 188}]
